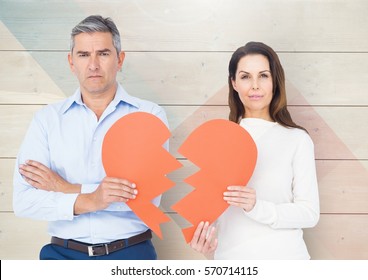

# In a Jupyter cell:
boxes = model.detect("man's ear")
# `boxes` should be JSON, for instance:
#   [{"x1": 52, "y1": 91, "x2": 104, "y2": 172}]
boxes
[
  {"x1": 68, "y1": 53, "x2": 75, "y2": 72},
  {"x1": 117, "y1": 51, "x2": 125, "y2": 70}
]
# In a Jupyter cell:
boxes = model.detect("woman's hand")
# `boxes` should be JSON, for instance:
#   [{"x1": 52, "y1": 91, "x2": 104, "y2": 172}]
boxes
[
  {"x1": 190, "y1": 221, "x2": 218, "y2": 255},
  {"x1": 224, "y1": 186, "x2": 256, "y2": 212}
]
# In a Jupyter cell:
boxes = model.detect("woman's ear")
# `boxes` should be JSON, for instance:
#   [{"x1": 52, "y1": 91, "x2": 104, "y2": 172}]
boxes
[{"x1": 231, "y1": 78, "x2": 238, "y2": 92}]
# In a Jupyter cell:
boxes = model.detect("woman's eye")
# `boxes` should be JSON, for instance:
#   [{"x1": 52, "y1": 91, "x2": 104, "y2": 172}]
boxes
[{"x1": 260, "y1": 73, "x2": 269, "y2": 78}]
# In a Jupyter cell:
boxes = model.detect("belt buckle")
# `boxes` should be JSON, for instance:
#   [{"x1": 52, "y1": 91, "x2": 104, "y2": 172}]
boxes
[{"x1": 88, "y1": 243, "x2": 109, "y2": 257}]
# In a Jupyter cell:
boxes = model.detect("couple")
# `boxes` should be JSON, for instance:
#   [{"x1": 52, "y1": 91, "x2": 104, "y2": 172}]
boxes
[{"x1": 13, "y1": 15, "x2": 319, "y2": 260}]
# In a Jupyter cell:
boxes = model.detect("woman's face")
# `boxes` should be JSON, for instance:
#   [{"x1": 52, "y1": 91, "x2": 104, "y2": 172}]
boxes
[{"x1": 231, "y1": 54, "x2": 273, "y2": 120}]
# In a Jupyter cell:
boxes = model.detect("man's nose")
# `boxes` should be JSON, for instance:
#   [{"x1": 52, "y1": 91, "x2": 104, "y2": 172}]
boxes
[{"x1": 88, "y1": 55, "x2": 99, "y2": 71}]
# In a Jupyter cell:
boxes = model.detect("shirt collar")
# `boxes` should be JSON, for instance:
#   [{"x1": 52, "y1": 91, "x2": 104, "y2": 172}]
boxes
[
  {"x1": 60, "y1": 83, "x2": 139, "y2": 114},
  {"x1": 114, "y1": 83, "x2": 140, "y2": 109}
]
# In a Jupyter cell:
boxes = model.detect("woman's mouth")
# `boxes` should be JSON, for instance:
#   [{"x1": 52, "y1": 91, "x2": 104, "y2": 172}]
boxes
[{"x1": 249, "y1": 95, "x2": 263, "y2": 100}]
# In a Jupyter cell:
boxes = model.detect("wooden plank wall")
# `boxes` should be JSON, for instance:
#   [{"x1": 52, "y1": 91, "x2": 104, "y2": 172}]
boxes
[{"x1": 1, "y1": 0, "x2": 368, "y2": 259}]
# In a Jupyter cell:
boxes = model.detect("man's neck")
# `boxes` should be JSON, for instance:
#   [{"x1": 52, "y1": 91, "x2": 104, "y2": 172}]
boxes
[{"x1": 81, "y1": 85, "x2": 117, "y2": 121}]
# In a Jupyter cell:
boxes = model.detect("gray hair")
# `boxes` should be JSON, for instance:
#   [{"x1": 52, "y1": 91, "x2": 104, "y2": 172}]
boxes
[{"x1": 70, "y1": 15, "x2": 121, "y2": 55}]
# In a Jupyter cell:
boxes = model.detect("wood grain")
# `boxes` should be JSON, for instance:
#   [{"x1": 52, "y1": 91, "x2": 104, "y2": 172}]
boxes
[
  {"x1": 1, "y1": 212, "x2": 366, "y2": 260},
  {"x1": 0, "y1": 213, "x2": 49, "y2": 260},
  {"x1": 1, "y1": 51, "x2": 368, "y2": 106},
  {"x1": 1, "y1": 0, "x2": 367, "y2": 51},
  {"x1": 1, "y1": 0, "x2": 367, "y2": 261},
  {"x1": 1, "y1": 105, "x2": 368, "y2": 159},
  {"x1": 4, "y1": 159, "x2": 368, "y2": 213},
  {"x1": 304, "y1": 214, "x2": 368, "y2": 260}
]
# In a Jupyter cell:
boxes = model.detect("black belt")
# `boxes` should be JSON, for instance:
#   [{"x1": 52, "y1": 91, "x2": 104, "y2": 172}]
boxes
[{"x1": 51, "y1": 229, "x2": 152, "y2": 257}]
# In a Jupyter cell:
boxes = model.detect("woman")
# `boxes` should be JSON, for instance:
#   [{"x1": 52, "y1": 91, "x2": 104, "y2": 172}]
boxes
[{"x1": 190, "y1": 42, "x2": 320, "y2": 259}]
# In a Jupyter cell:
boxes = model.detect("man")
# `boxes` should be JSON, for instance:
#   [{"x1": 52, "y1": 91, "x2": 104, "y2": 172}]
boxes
[{"x1": 13, "y1": 15, "x2": 167, "y2": 260}]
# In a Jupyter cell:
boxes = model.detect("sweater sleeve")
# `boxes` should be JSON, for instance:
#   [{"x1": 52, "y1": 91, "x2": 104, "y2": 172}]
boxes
[{"x1": 245, "y1": 133, "x2": 320, "y2": 229}]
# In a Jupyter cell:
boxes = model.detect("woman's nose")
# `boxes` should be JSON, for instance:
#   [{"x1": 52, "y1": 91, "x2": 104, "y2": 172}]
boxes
[{"x1": 252, "y1": 78, "x2": 259, "y2": 90}]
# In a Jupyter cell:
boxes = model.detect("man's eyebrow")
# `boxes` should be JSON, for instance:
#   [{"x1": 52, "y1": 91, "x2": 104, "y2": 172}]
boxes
[
  {"x1": 76, "y1": 50, "x2": 90, "y2": 55},
  {"x1": 75, "y1": 49, "x2": 112, "y2": 54},
  {"x1": 97, "y1": 48, "x2": 112, "y2": 53}
]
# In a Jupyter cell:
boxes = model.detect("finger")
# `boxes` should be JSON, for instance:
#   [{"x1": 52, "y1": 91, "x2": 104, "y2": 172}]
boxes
[
  {"x1": 105, "y1": 177, "x2": 136, "y2": 188},
  {"x1": 110, "y1": 189, "x2": 137, "y2": 200},
  {"x1": 205, "y1": 227, "x2": 218, "y2": 253},
  {"x1": 224, "y1": 196, "x2": 247, "y2": 203},
  {"x1": 224, "y1": 190, "x2": 256, "y2": 198},
  {"x1": 227, "y1": 186, "x2": 255, "y2": 194},
  {"x1": 23, "y1": 177, "x2": 43, "y2": 189},
  {"x1": 225, "y1": 195, "x2": 256, "y2": 205},
  {"x1": 19, "y1": 164, "x2": 45, "y2": 179},
  {"x1": 196, "y1": 221, "x2": 210, "y2": 248},
  {"x1": 227, "y1": 185, "x2": 246, "y2": 191},
  {"x1": 107, "y1": 180, "x2": 138, "y2": 195},
  {"x1": 25, "y1": 160, "x2": 50, "y2": 172},
  {"x1": 102, "y1": 180, "x2": 138, "y2": 195},
  {"x1": 227, "y1": 199, "x2": 255, "y2": 212},
  {"x1": 115, "y1": 183, "x2": 138, "y2": 195},
  {"x1": 226, "y1": 200, "x2": 246, "y2": 208},
  {"x1": 103, "y1": 191, "x2": 132, "y2": 204},
  {"x1": 19, "y1": 167, "x2": 43, "y2": 183},
  {"x1": 191, "y1": 221, "x2": 209, "y2": 250},
  {"x1": 224, "y1": 192, "x2": 252, "y2": 199},
  {"x1": 191, "y1": 221, "x2": 205, "y2": 246},
  {"x1": 202, "y1": 226, "x2": 216, "y2": 253},
  {"x1": 211, "y1": 238, "x2": 218, "y2": 251},
  {"x1": 224, "y1": 194, "x2": 249, "y2": 205}
]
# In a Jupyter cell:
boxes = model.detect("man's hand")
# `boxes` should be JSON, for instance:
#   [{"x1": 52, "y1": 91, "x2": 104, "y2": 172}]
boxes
[
  {"x1": 92, "y1": 177, "x2": 138, "y2": 208},
  {"x1": 74, "y1": 177, "x2": 138, "y2": 215},
  {"x1": 19, "y1": 160, "x2": 81, "y2": 193},
  {"x1": 18, "y1": 160, "x2": 138, "y2": 215}
]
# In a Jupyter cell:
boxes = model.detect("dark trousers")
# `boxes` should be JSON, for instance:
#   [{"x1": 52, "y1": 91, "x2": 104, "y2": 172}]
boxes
[{"x1": 40, "y1": 240, "x2": 157, "y2": 260}]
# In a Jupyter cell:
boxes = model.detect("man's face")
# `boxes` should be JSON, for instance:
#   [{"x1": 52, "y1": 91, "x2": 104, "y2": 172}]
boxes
[{"x1": 68, "y1": 32, "x2": 125, "y2": 96}]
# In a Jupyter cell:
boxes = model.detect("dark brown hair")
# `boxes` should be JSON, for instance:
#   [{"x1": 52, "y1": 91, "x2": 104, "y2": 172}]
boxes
[{"x1": 228, "y1": 41, "x2": 306, "y2": 132}]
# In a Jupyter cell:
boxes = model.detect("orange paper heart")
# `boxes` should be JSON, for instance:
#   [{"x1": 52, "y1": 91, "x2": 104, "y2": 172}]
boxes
[
  {"x1": 171, "y1": 119, "x2": 257, "y2": 243},
  {"x1": 102, "y1": 112, "x2": 182, "y2": 239}
]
